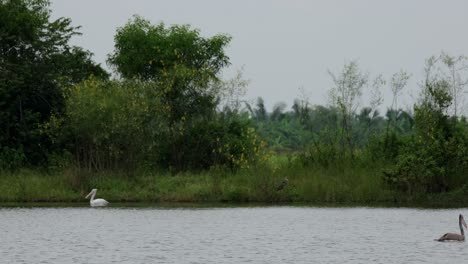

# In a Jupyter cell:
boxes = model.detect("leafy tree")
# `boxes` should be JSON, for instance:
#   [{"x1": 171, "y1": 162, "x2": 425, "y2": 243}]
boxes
[
  {"x1": 270, "y1": 102, "x2": 287, "y2": 121},
  {"x1": 0, "y1": 0, "x2": 108, "y2": 168},
  {"x1": 389, "y1": 71, "x2": 411, "y2": 111},
  {"x1": 217, "y1": 67, "x2": 249, "y2": 112},
  {"x1": 355, "y1": 107, "x2": 384, "y2": 145},
  {"x1": 246, "y1": 97, "x2": 268, "y2": 121},
  {"x1": 256, "y1": 97, "x2": 268, "y2": 120},
  {"x1": 328, "y1": 61, "x2": 368, "y2": 156},
  {"x1": 385, "y1": 80, "x2": 468, "y2": 193},
  {"x1": 108, "y1": 16, "x2": 231, "y2": 81},
  {"x1": 55, "y1": 77, "x2": 264, "y2": 172},
  {"x1": 424, "y1": 52, "x2": 468, "y2": 117},
  {"x1": 292, "y1": 98, "x2": 310, "y2": 123},
  {"x1": 107, "y1": 16, "x2": 265, "y2": 171},
  {"x1": 54, "y1": 78, "x2": 159, "y2": 172},
  {"x1": 108, "y1": 16, "x2": 231, "y2": 123}
]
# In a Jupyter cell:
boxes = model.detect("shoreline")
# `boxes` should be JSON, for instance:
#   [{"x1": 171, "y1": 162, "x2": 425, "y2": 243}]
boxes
[
  {"x1": 2, "y1": 167, "x2": 468, "y2": 209},
  {"x1": 1, "y1": 199, "x2": 468, "y2": 209}
]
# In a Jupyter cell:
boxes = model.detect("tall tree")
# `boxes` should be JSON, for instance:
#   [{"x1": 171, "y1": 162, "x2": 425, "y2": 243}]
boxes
[
  {"x1": 108, "y1": 16, "x2": 234, "y2": 170},
  {"x1": 0, "y1": 0, "x2": 108, "y2": 167},
  {"x1": 383, "y1": 70, "x2": 411, "y2": 154},
  {"x1": 328, "y1": 61, "x2": 368, "y2": 155},
  {"x1": 108, "y1": 16, "x2": 231, "y2": 123},
  {"x1": 424, "y1": 52, "x2": 468, "y2": 117}
]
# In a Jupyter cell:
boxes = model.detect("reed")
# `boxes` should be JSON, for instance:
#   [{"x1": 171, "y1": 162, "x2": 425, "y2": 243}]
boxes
[{"x1": 0, "y1": 159, "x2": 464, "y2": 206}]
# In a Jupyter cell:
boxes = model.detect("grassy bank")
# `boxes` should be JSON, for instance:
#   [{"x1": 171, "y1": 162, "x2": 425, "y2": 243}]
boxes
[{"x1": 2, "y1": 161, "x2": 468, "y2": 207}]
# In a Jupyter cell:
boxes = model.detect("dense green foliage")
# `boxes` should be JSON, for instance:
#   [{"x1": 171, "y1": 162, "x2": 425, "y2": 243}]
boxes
[
  {"x1": 51, "y1": 78, "x2": 263, "y2": 172},
  {"x1": 103, "y1": 16, "x2": 257, "y2": 172},
  {"x1": 0, "y1": 0, "x2": 108, "y2": 168},
  {"x1": 1, "y1": 0, "x2": 468, "y2": 204},
  {"x1": 384, "y1": 81, "x2": 468, "y2": 193},
  {"x1": 108, "y1": 16, "x2": 231, "y2": 82},
  {"x1": 108, "y1": 16, "x2": 231, "y2": 126}
]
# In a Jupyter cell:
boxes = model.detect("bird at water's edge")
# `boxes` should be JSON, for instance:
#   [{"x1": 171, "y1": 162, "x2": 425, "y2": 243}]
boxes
[
  {"x1": 85, "y1": 189, "x2": 109, "y2": 207},
  {"x1": 435, "y1": 214, "x2": 467, "y2": 242},
  {"x1": 276, "y1": 177, "x2": 288, "y2": 191}
]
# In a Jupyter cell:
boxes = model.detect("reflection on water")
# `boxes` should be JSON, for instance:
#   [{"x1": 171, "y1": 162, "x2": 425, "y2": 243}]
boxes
[{"x1": 1, "y1": 206, "x2": 468, "y2": 263}]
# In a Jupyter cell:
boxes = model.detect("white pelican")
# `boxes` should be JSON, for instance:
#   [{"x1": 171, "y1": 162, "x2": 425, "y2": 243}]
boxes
[
  {"x1": 436, "y1": 214, "x2": 467, "y2": 242},
  {"x1": 85, "y1": 189, "x2": 109, "y2": 207}
]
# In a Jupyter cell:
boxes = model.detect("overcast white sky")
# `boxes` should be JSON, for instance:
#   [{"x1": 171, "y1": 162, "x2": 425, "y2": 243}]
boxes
[{"x1": 50, "y1": 0, "x2": 468, "y2": 111}]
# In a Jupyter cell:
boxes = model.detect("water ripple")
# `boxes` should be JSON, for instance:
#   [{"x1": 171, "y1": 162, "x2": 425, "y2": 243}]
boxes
[{"x1": 1, "y1": 207, "x2": 468, "y2": 263}]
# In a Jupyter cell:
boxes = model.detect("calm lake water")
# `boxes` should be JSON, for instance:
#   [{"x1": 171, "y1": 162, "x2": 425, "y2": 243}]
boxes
[{"x1": 1, "y1": 206, "x2": 468, "y2": 263}]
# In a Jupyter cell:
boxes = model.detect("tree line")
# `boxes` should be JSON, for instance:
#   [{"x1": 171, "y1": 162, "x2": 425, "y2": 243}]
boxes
[
  {"x1": 1, "y1": 0, "x2": 261, "y2": 173},
  {"x1": 1, "y1": 0, "x2": 468, "y2": 195}
]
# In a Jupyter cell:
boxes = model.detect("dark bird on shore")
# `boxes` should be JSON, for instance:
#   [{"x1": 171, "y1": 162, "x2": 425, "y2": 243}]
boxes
[
  {"x1": 435, "y1": 214, "x2": 467, "y2": 242},
  {"x1": 276, "y1": 177, "x2": 288, "y2": 191}
]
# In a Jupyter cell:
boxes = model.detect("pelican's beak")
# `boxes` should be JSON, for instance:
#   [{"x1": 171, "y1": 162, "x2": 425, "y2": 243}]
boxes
[
  {"x1": 464, "y1": 219, "x2": 467, "y2": 229},
  {"x1": 85, "y1": 190, "x2": 93, "y2": 199}
]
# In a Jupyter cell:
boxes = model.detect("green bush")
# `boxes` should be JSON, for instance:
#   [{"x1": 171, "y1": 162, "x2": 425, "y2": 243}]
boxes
[
  {"x1": 0, "y1": 147, "x2": 25, "y2": 171},
  {"x1": 49, "y1": 77, "x2": 263, "y2": 173},
  {"x1": 384, "y1": 81, "x2": 468, "y2": 193},
  {"x1": 157, "y1": 113, "x2": 265, "y2": 171}
]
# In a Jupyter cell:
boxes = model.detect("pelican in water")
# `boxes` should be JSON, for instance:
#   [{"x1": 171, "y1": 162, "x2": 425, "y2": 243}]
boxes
[
  {"x1": 436, "y1": 214, "x2": 467, "y2": 242},
  {"x1": 276, "y1": 177, "x2": 288, "y2": 191},
  {"x1": 85, "y1": 189, "x2": 109, "y2": 207}
]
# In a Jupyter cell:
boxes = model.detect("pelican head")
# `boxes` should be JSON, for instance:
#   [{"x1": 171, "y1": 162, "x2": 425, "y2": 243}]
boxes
[
  {"x1": 460, "y1": 214, "x2": 467, "y2": 229},
  {"x1": 85, "y1": 189, "x2": 97, "y2": 199}
]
